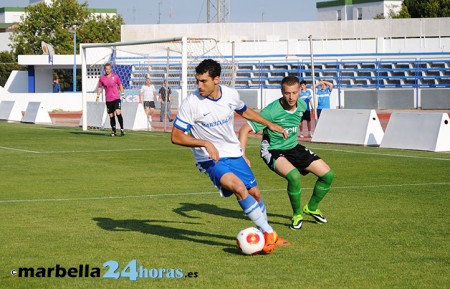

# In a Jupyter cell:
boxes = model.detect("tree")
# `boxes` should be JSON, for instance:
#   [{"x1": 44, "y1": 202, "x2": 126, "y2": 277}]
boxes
[
  {"x1": 9, "y1": 0, "x2": 124, "y2": 91},
  {"x1": 10, "y1": 0, "x2": 124, "y2": 56},
  {"x1": 397, "y1": 0, "x2": 450, "y2": 18},
  {"x1": 0, "y1": 51, "x2": 23, "y2": 87}
]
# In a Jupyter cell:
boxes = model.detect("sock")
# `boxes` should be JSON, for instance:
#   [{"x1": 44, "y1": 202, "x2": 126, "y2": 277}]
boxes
[
  {"x1": 110, "y1": 116, "x2": 116, "y2": 132},
  {"x1": 238, "y1": 194, "x2": 273, "y2": 233},
  {"x1": 308, "y1": 169, "x2": 334, "y2": 211},
  {"x1": 117, "y1": 114, "x2": 124, "y2": 129},
  {"x1": 258, "y1": 200, "x2": 267, "y2": 221},
  {"x1": 286, "y1": 168, "x2": 302, "y2": 216}
]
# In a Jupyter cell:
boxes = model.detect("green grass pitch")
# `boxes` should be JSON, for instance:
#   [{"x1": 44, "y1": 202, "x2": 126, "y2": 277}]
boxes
[{"x1": 0, "y1": 122, "x2": 449, "y2": 289}]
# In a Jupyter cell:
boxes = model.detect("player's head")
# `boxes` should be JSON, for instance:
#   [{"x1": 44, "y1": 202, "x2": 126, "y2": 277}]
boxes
[
  {"x1": 195, "y1": 59, "x2": 221, "y2": 97},
  {"x1": 281, "y1": 76, "x2": 300, "y2": 108},
  {"x1": 104, "y1": 63, "x2": 112, "y2": 75},
  {"x1": 196, "y1": 59, "x2": 221, "y2": 79},
  {"x1": 300, "y1": 80, "x2": 307, "y2": 90}
]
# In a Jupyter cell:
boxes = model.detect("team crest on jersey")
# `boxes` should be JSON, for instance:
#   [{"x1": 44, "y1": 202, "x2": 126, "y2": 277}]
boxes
[{"x1": 299, "y1": 112, "x2": 304, "y2": 117}]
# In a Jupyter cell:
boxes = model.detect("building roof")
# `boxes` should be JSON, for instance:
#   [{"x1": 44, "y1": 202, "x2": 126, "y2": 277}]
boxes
[
  {"x1": 0, "y1": 6, "x2": 117, "y2": 14},
  {"x1": 317, "y1": 0, "x2": 401, "y2": 9}
]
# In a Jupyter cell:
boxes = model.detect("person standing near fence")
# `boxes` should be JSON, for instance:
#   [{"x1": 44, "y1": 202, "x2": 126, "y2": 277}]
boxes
[
  {"x1": 299, "y1": 80, "x2": 313, "y2": 137},
  {"x1": 140, "y1": 76, "x2": 158, "y2": 126},
  {"x1": 159, "y1": 80, "x2": 173, "y2": 122},
  {"x1": 316, "y1": 80, "x2": 333, "y2": 119},
  {"x1": 97, "y1": 63, "x2": 125, "y2": 137},
  {"x1": 52, "y1": 78, "x2": 61, "y2": 93}
]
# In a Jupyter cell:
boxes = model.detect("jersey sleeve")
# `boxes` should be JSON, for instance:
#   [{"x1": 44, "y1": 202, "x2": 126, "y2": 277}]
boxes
[
  {"x1": 115, "y1": 74, "x2": 122, "y2": 85},
  {"x1": 97, "y1": 78, "x2": 103, "y2": 88},
  {"x1": 247, "y1": 107, "x2": 272, "y2": 133},
  {"x1": 173, "y1": 95, "x2": 194, "y2": 132}
]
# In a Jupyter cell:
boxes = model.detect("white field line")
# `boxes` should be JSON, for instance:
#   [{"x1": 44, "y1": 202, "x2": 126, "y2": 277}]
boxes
[
  {"x1": 0, "y1": 146, "x2": 40, "y2": 154},
  {"x1": 1, "y1": 144, "x2": 449, "y2": 161},
  {"x1": 307, "y1": 146, "x2": 450, "y2": 161},
  {"x1": 0, "y1": 182, "x2": 447, "y2": 204}
]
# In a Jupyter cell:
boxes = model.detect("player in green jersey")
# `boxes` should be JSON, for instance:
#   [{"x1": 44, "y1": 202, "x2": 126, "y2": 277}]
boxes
[{"x1": 239, "y1": 75, "x2": 334, "y2": 230}]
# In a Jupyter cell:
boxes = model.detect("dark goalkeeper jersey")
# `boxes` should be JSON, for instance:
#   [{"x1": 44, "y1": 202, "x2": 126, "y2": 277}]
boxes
[{"x1": 248, "y1": 98, "x2": 307, "y2": 151}]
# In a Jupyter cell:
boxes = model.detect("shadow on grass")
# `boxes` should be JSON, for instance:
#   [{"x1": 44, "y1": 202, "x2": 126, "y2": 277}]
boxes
[
  {"x1": 93, "y1": 217, "x2": 234, "y2": 247},
  {"x1": 70, "y1": 131, "x2": 108, "y2": 137},
  {"x1": 173, "y1": 203, "x2": 289, "y2": 226}
]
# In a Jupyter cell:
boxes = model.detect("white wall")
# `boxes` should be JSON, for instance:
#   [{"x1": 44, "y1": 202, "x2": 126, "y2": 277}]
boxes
[
  {"x1": 4, "y1": 70, "x2": 28, "y2": 93},
  {"x1": 0, "y1": 32, "x2": 12, "y2": 51},
  {"x1": 0, "y1": 93, "x2": 83, "y2": 111}
]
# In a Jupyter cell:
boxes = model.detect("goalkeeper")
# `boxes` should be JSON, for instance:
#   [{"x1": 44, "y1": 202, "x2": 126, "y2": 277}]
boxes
[
  {"x1": 97, "y1": 63, "x2": 126, "y2": 137},
  {"x1": 239, "y1": 75, "x2": 334, "y2": 230}
]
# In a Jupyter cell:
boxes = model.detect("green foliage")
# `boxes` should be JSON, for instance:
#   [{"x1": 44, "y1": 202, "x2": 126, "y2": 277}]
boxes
[
  {"x1": 398, "y1": 0, "x2": 450, "y2": 18},
  {"x1": 0, "y1": 123, "x2": 449, "y2": 289},
  {"x1": 9, "y1": 0, "x2": 124, "y2": 57},
  {"x1": 0, "y1": 51, "x2": 23, "y2": 87}
]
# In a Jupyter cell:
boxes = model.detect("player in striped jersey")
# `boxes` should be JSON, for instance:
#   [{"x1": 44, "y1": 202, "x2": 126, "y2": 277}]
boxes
[{"x1": 171, "y1": 59, "x2": 290, "y2": 254}]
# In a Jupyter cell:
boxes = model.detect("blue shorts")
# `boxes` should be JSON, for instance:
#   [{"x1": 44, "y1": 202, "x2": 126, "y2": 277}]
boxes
[{"x1": 196, "y1": 157, "x2": 258, "y2": 197}]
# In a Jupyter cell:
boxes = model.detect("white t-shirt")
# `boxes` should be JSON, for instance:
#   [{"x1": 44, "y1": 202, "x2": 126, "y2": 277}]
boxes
[
  {"x1": 140, "y1": 84, "x2": 156, "y2": 101},
  {"x1": 174, "y1": 85, "x2": 247, "y2": 162}
]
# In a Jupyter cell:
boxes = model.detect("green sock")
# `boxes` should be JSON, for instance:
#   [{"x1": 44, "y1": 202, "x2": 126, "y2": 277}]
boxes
[
  {"x1": 308, "y1": 169, "x2": 335, "y2": 211},
  {"x1": 286, "y1": 169, "x2": 302, "y2": 216}
]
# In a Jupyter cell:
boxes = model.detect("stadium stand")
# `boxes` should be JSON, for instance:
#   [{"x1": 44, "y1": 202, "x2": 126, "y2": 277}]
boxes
[{"x1": 119, "y1": 54, "x2": 450, "y2": 94}]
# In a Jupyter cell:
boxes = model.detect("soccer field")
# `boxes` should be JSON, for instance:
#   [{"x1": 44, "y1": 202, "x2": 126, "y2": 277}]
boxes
[{"x1": 0, "y1": 122, "x2": 449, "y2": 289}]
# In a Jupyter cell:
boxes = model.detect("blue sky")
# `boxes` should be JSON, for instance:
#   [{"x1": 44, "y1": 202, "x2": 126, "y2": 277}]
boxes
[{"x1": 2, "y1": 0, "x2": 319, "y2": 24}]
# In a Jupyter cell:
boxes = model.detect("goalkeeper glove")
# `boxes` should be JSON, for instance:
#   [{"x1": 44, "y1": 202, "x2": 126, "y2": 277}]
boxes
[
  {"x1": 96, "y1": 95, "x2": 100, "y2": 104},
  {"x1": 121, "y1": 92, "x2": 125, "y2": 100}
]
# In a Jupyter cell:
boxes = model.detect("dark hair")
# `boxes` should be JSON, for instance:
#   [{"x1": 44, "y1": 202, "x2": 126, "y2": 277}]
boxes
[
  {"x1": 300, "y1": 80, "x2": 307, "y2": 85},
  {"x1": 195, "y1": 59, "x2": 221, "y2": 79},
  {"x1": 281, "y1": 75, "x2": 300, "y2": 87},
  {"x1": 104, "y1": 63, "x2": 111, "y2": 68}
]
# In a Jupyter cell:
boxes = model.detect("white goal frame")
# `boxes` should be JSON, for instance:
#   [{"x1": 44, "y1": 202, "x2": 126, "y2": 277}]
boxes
[{"x1": 81, "y1": 36, "x2": 234, "y2": 131}]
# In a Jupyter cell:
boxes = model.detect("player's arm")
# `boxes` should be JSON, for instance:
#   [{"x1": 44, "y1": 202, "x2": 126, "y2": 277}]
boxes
[
  {"x1": 119, "y1": 84, "x2": 125, "y2": 99},
  {"x1": 96, "y1": 83, "x2": 102, "y2": 103},
  {"x1": 322, "y1": 80, "x2": 333, "y2": 90},
  {"x1": 238, "y1": 123, "x2": 254, "y2": 166},
  {"x1": 139, "y1": 89, "x2": 143, "y2": 103},
  {"x1": 239, "y1": 108, "x2": 287, "y2": 139},
  {"x1": 171, "y1": 126, "x2": 219, "y2": 161},
  {"x1": 159, "y1": 89, "x2": 163, "y2": 103}
]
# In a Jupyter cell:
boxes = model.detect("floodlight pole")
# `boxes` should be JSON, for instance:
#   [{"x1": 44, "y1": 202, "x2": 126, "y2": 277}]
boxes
[
  {"x1": 309, "y1": 35, "x2": 318, "y2": 122},
  {"x1": 69, "y1": 26, "x2": 77, "y2": 92}
]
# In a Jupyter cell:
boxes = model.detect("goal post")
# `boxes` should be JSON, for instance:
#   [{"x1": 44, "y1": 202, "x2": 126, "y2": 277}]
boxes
[{"x1": 80, "y1": 37, "x2": 234, "y2": 131}]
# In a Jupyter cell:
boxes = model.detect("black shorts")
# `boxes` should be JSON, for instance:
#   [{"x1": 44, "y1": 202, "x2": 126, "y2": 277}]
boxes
[
  {"x1": 301, "y1": 110, "x2": 311, "y2": 122},
  {"x1": 261, "y1": 143, "x2": 320, "y2": 176},
  {"x1": 106, "y1": 99, "x2": 121, "y2": 114},
  {"x1": 144, "y1": 101, "x2": 155, "y2": 108}
]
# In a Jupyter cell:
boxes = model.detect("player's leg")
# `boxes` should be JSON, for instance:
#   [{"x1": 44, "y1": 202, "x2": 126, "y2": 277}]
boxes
[
  {"x1": 160, "y1": 103, "x2": 164, "y2": 121},
  {"x1": 149, "y1": 101, "x2": 155, "y2": 121},
  {"x1": 115, "y1": 99, "x2": 124, "y2": 135},
  {"x1": 304, "y1": 159, "x2": 334, "y2": 223},
  {"x1": 274, "y1": 157, "x2": 303, "y2": 230},
  {"x1": 167, "y1": 102, "x2": 173, "y2": 122},
  {"x1": 106, "y1": 102, "x2": 117, "y2": 136}
]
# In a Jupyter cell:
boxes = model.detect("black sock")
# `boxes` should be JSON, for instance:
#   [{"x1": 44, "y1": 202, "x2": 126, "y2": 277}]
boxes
[
  {"x1": 110, "y1": 116, "x2": 116, "y2": 132},
  {"x1": 117, "y1": 114, "x2": 124, "y2": 129}
]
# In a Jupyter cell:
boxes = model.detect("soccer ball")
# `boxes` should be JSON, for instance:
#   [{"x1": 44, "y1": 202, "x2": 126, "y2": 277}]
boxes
[{"x1": 236, "y1": 227, "x2": 264, "y2": 255}]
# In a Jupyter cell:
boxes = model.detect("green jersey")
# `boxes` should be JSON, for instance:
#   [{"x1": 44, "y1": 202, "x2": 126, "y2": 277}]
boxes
[{"x1": 248, "y1": 98, "x2": 307, "y2": 150}]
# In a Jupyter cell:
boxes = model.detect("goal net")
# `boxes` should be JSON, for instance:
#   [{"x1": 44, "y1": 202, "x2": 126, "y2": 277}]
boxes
[{"x1": 80, "y1": 37, "x2": 234, "y2": 131}]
